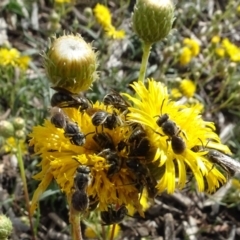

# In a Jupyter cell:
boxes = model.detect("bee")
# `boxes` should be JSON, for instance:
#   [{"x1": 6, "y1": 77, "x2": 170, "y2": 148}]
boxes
[
  {"x1": 103, "y1": 89, "x2": 130, "y2": 112},
  {"x1": 51, "y1": 87, "x2": 92, "y2": 112},
  {"x1": 127, "y1": 126, "x2": 150, "y2": 156},
  {"x1": 64, "y1": 121, "x2": 94, "y2": 146},
  {"x1": 91, "y1": 110, "x2": 120, "y2": 130},
  {"x1": 207, "y1": 150, "x2": 237, "y2": 176},
  {"x1": 98, "y1": 149, "x2": 122, "y2": 177},
  {"x1": 71, "y1": 165, "x2": 92, "y2": 212},
  {"x1": 93, "y1": 132, "x2": 115, "y2": 150},
  {"x1": 50, "y1": 107, "x2": 67, "y2": 129},
  {"x1": 71, "y1": 191, "x2": 89, "y2": 212},
  {"x1": 155, "y1": 99, "x2": 186, "y2": 154},
  {"x1": 100, "y1": 205, "x2": 128, "y2": 225},
  {"x1": 74, "y1": 165, "x2": 92, "y2": 191},
  {"x1": 126, "y1": 159, "x2": 157, "y2": 198}
]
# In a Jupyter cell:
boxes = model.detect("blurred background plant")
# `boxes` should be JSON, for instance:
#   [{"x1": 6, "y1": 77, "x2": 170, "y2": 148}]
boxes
[{"x1": 1, "y1": 0, "x2": 240, "y2": 239}]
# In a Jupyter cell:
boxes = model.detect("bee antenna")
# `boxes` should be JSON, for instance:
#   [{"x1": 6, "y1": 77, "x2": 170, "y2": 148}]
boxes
[{"x1": 160, "y1": 98, "x2": 166, "y2": 116}]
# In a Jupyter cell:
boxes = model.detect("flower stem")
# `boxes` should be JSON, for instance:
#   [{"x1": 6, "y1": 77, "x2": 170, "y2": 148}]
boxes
[
  {"x1": 138, "y1": 41, "x2": 152, "y2": 84},
  {"x1": 69, "y1": 204, "x2": 83, "y2": 240},
  {"x1": 16, "y1": 140, "x2": 36, "y2": 240}
]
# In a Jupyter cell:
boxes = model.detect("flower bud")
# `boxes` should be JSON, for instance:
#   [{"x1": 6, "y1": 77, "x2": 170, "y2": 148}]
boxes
[
  {"x1": 44, "y1": 34, "x2": 98, "y2": 94},
  {"x1": 15, "y1": 130, "x2": 26, "y2": 140},
  {"x1": 0, "y1": 215, "x2": 13, "y2": 239},
  {"x1": 0, "y1": 120, "x2": 14, "y2": 138},
  {"x1": 132, "y1": 0, "x2": 174, "y2": 44},
  {"x1": 228, "y1": 62, "x2": 237, "y2": 74},
  {"x1": 12, "y1": 117, "x2": 25, "y2": 130}
]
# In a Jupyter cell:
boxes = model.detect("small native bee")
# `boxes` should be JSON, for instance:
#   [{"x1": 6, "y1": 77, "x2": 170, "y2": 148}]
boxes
[
  {"x1": 64, "y1": 121, "x2": 94, "y2": 146},
  {"x1": 98, "y1": 149, "x2": 122, "y2": 177},
  {"x1": 91, "y1": 110, "x2": 120, "y2": 130},
  {"x1": 64, "y1": 121, "x2": 86, "y2": 146},
  {"x1": 207, "y1": 150, "x2": 238, "y2": 176},
  {"x1": 127, "y1": 126, "x2": 150, "y2": 156},
  {"x1": 93, "y1": 132, "x2": 115, "y2": 150},
  {"x1": 100, "y1": 205, "x2": 128, "y2": 225},
  {"x1": 71, "y1": 190, "x2": 89, "y2": 212},
  {"x1": 155, "y1": 99, "x2": 186, "y2": 154},
  {"x1": 50, "y1": 107, "x2": 67, "y2": 129},
  {"x1": 71, "y1": 165, "x2": 92, "y2": 212},
  {"x1": 103, "y1": 89, "x2": 130, "y2": 112},
  {"x1": 126, "y1": 159, "x2": 157, "y2": 198},
  {"x1": 51, "y1": 87, "x2": 92, "y2": 112},
  {"x1": 74, "y1": 165, "x2": 92, "y2": 191}
]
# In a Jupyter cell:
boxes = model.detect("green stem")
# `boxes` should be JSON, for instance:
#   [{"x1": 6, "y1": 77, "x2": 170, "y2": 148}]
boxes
[
  {"x1": 69, "y1": 203, "x2": 82, "y2": 240},
  {"x1": 138, "y1": 42, "x2": 152, "y2": 84},
  {"x1": 16, "y1": 141, "x2": 36, "y2": 240}
]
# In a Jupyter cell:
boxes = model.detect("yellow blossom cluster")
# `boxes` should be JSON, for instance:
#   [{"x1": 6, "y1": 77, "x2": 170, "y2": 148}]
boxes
[
  {"x1": 211, "y1": 36, "x2": 240, "y2": 61},
  {"x1": 30, "y1": 78, "x2": 231, "y2": 221},
  {"x1": 93, "y1": 4, "x2": 125, "y2": 39},
  {"x1": 0, "y1": 48, "x2": 31, "y2": 70},
  {"x1": 179, "y1": 38, "x2": 200, "y2": 65}
]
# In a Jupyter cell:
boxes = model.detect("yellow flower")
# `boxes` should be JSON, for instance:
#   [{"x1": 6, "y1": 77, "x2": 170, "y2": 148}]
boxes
[
  {"x1": 1, "y1": 137, "x2": 26, "y2": 154},
  {"x1": 170, "y1": 88, "x2": 182, "y2": 99},
  {"x1": 29, "y1": 102, "x2": 144, "y2": 216},
  {"x1": 215, "y1": 47, "x2": 225, "y2": 57},
  {"x1": 85, "y1": 224, "x2": 120, "y2": 239},
  {"x1": 179, "y1": 47, "x2": 192, "y2": 65},
  {"x1": 211, "y1": 35, "x2": 221, "y2": 44},
  {"x1": 93, "y1": 4, "x2": 125, "y2": 40},
  {"x1": 105, "y1": 26, "x2": 125, "y2": 39},
  {"x1": 123, "y1": 79, "x2": 231, "y2": 194},
  {"x1": 183, "y1": 38, "x2": 200, "y2": 57},
  {"x1": 16, "y1": 55, "x2": 31, "y2": 70},
  {"x1": 222, "y1": 38, "x2": 240, "y2": 62},
  {"x1": 180, "y1": 79, "x2": 196, "y2": 98},
  {"x1": 93, "y1": 3, "x2": 112, "y2": 28},
  {"x1": 0, "y1": 48, "x2": 20, "y2": 67}
]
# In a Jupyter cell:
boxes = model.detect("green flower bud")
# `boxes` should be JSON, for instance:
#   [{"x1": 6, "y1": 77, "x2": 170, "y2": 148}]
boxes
[
  {"x1": 132, "y1": 0, "x2": 174, "y2": 44},
  {"x1": 83, "y1": 7, "x2": 93, "y2": 18},
  {"x1": 0, "y1": 120, "x2": 14, "y2": 138},
  {"x1": 228, "y1": 62, "x2": 237, "y2": 74},
  {"x1": 44, "y1": 34, "x2": 98, "y2": 94},
  {"x1": 12, "y1": 117, "x2": 25, "y2": 130},
  {"x1": 15, "y1": 130, "x2": 26, "y2": 140},
  {"x1": 0, "y1": 215, "x2": 13, "y2": 239}
]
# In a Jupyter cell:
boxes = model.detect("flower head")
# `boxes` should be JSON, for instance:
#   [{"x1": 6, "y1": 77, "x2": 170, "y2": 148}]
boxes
[
  {"x1": 44, "y1": 34, "x2": 98, "y2": 93},
  {"x1": 30, "y1": 102, "x2": 145, "y2": 216},
  {"x1": 179, "y1": 47, "x2": 192, "y2": 65},
  {"x1": 180, "y1": 79, "x2": 196, "y2": 98},
  {"x1": 93, "y1": 4, "x2": 125, "y2": 40},
  {"x1": 132, "y1": 0, "x2": 175, "y2": 44},
  {"x1": 0, "y1": 48, "x2": 31, "y2": 70},
  {"x1": 183, "y1": 38, "x2": 200, "y2": 57},
  {"x1": 93, "y1": 4, "x2": 112, "y2": 28},
  {"x1": 0, "y1": 48, "x2": 20, "y2": 67},
  {"x1": 123, "y1": 79, "x2": 230, "y2": 194}
]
